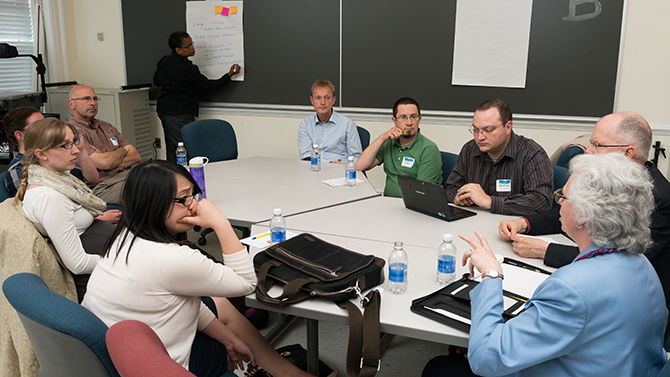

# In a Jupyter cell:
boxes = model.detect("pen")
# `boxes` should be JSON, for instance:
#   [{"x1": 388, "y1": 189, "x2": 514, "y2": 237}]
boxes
[
  {"x1": 252, "y1": 231, "x2": 271, "y2": 240},
  {"x1": 503, "y1": 257, "x2": 552, "y2": 275}
]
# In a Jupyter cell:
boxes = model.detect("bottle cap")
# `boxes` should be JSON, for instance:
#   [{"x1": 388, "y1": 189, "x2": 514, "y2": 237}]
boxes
[
  {"x1": 394, "y1": 241, "x2": 403, "y2": 248},
  {"x1": 442, "y1": 234, "x2": 453, "y2": 242},
  {"x1": 178, "y1": 142, "x2": 184, "y2": 146},
  {"x1": 273, "y1": 208, "x2": 282, "y2": 216},
  {"x1": 189, "y1": 156, "x2": 209, "y2": 167},
  {"x1": 348, "y1": 156, "x2": 354, "y2": 161},
  {"x1": 313, "y1": 144, "x2": 319, "y2": 148}
]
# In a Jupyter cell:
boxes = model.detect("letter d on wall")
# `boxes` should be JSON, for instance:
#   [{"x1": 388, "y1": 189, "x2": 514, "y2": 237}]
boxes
[{"x1": 563, "y1": 0, "x2": 602, "y2": 21}]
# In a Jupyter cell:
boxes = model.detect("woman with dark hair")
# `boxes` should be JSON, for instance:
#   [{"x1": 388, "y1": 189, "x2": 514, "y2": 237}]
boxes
[
  {"x1": 1, "y1": 106, "x2": 100, "y2": 196},
  {"x1": 82, "y1": 160, "x2": 313, "y2": 377},
  {"x1": 17, "y1": 118, "x2": 116, "y2": 302}
]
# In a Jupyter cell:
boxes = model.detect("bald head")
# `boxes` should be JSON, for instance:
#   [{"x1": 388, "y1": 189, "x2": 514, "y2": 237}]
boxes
[
  {"x1": 589, "y1": 112, "x2": 651, "y2": 164},
  {"x1": 68, "y1": 85, "x2": 99, "y2": 122}
]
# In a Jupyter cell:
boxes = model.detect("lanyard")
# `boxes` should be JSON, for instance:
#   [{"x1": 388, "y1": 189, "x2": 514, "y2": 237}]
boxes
[{"x1": 575, "y1": 248, "x2": 618, "y2": 261}]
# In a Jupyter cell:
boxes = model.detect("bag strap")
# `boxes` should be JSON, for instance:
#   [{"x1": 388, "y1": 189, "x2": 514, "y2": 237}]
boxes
[
  {"x1": 255, "y1": 261, "x2": 314, "y2": 307},
  {"x1": 337, "y1": 290, "x2": 381, "y2": 377}
]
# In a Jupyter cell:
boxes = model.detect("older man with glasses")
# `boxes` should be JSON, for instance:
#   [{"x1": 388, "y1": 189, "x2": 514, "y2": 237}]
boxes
[
  {"x1": 499, "y1": 111, "x2": 670, "y2": 342},
  {"x1": 68, "y1": 85, "x2": 142, "y2": 204},
  {"x1": 445, "y1": 98, "x2": 553, "y2": 216}
]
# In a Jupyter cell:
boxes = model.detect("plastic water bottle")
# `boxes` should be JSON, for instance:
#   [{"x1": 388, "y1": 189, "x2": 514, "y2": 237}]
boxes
[
  {"x1": 388, "y1": 241, "x2": 408, "y2": 294},
  {"x1": 310, "y1": 144, "x2": 321, "y2": 172},
  {"x1": 345, "y1": 156, "x2": 356, "y2": 186},
  {"x1": 437, "y1": 234, "x2": 457, "y2": 285},
  {"x1": 176, "y1": 142, "x2": 188, "y2": 168},
  {"x1": 270, "y1": 208, "x2": 286, "y2": 243}
]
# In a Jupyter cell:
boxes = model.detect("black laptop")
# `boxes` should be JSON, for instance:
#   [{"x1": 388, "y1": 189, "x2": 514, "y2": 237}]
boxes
[{"x1": 397, "y1": 175, "x2": 477, "y2": 221}]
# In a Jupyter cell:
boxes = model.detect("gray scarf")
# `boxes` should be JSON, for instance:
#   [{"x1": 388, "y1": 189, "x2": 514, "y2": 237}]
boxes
[{"x1": 27, "y1": 164, "x2": 106, "y2": 217}]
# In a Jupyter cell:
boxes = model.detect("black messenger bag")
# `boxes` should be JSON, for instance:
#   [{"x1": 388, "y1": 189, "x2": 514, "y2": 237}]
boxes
[{"x1": 253, "y1": 233, "x2": 385, "y2": 377}]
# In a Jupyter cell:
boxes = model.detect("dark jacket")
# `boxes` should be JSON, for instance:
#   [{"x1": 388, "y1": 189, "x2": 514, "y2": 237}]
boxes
[{"x1": 153, "y1": 52, "x2": 231, "y2": 117}]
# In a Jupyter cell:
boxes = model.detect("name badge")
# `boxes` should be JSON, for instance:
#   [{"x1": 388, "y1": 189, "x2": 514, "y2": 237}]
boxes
[
  {"x1": 496, "y1": 179, "x2": 511, "y2": 192},
  {"x1": 401, "y1": 156, "x2": 415, "y2": 168},
  {"x1": 110, "y1": 137, "x2": 119, "y2": 146}
]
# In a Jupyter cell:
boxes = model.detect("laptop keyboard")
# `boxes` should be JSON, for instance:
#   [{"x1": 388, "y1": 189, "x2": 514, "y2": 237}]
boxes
[{"x1": 450, "y1": 206, "x2": 475, "y2": 220}]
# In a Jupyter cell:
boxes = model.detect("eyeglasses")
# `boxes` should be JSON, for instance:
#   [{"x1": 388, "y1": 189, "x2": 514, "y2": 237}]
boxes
[
  {"x1": 70, "y1": 96, "x2": 101, "y2": 102},
  {"x1": 171, "y1": 194, "x2": 199, "y2": 206},
  {"x1": 56, "y1": 135, "x2": 82, "y2": 151},
  {"x1": 469, "y1": 124, "x2": 504, "y2": 136},
  {"x1": 395, "y1": 114, "x2": 420, "y2": 121},
  {"x1": 553, "y1": 188, "x2": 569, "y2": 203},
  {"x1": 180, "y1": 42, "x2": 195, "y2": 49},
  {"x1": 588, "y1": 138, "x2": 629, "y2": 152}
]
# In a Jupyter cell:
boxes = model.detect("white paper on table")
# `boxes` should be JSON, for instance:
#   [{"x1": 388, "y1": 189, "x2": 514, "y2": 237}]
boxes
[
  {"x1": 452, "y1": 0, "x2": 533, "y2": 88},
  {"x1": 240, "y1": 231, "x2": 298, "y2": 248},
  {"x1": 516, "y1": 234, "x2": 557, "y2": 244},
  {"x1": 501, "y1": 264, "x2": 549, "y2": 299},
  {"x1": 425, "y1": 307, "x2": 472, "y2": 325},
  {"x1": 321, "y1": 177, "x2": 365, "y2": 187},
  {"x1": 186, "y1": 1, "x2": 245, "y2": 81},
  {"x1": 472, "y1": 264, "x2": 549, "y2": 300}
]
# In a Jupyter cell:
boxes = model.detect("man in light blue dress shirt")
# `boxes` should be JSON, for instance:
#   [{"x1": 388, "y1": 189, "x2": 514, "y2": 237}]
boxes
[{"x1": 298, "y1": 79, "x2": 362, "y2": 163}]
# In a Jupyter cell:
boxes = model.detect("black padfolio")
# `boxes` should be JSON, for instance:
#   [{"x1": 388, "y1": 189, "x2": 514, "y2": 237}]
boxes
[
  {"x1": 411, "y1": 274, "x2": 527, "y2": 332},
  {"x1": 254, "y1": 233, "x2": 385, "y2": 306}
]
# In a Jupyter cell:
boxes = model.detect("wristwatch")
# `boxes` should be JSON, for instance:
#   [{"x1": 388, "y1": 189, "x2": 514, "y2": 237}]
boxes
[{"x1": 481, "y1": 270, "x2": 504, "y2": 280}]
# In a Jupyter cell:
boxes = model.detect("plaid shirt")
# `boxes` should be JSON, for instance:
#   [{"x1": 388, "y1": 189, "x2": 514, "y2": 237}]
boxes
[{"x1": 445, "y1": 132, "x2": 553, "y2": 216}]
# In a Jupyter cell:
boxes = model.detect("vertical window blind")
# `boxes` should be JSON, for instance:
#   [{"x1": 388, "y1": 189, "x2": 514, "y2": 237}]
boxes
[{"x1": 0, "y1": 0, "x2": 35, "y2": 93}]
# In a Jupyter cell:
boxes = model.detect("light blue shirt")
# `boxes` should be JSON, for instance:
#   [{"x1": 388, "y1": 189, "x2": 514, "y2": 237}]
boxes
[
  {"x1": 298, "y1": 110, "x2": 362, "y2": 163},
  {"x1": 468, "y1": 243, "x2": 667, "y2": 377}
]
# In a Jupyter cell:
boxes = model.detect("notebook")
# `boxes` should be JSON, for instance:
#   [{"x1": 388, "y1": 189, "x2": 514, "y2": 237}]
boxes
[{"x1": 397, "y1": 175, "x2": 477, "y2": 222}]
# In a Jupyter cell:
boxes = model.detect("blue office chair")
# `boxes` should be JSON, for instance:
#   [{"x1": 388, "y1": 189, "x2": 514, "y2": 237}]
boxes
[
  {"x1": 658, "y1": 357, "x2": 670, "y2": 377},
  {"x1": 555, "y1": 145, "x2": 585, "y2": 168},
  {"x1": 2, "y1": 273, "x2": 120, "y2": 377},
  {"x1": 0, "y1": 172, "x2": 12, "y2": 202},
  {"x1": 357, "y1": 126, "x2": 370, "y2": 151},
  {"x1": 440, "y1": 151, "x2": 458, "y2": 188},
  {"x1": 181, "y1": 119, "x2": 238, "y2": 162},
  {"x1": 181, "y1": 119, "x2": 238, "y2": 244},
  {"x1": 552, "y1": 164, "x2": 571, "y2": 208}
]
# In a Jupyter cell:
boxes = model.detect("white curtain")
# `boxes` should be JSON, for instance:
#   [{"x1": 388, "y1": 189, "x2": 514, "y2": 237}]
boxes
[{"x1": 38, "y1": 0, "x2": 69, "y2": 84}]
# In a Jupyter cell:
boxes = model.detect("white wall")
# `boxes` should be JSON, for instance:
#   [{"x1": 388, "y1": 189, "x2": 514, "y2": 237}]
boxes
[
  {"x1": 62, "y1": 0, "x2": 125, "y2": 88},
  {"x1": 62, "y1": 0, "x2": 670, "y2": 191}
]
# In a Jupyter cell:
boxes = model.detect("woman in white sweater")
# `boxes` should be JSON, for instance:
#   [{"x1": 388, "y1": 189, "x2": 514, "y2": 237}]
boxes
[
  {"x1": 82, "y1": 160, "x2": 313, "y2": 377},
  {"x1": 17, "y1": 118, "x2": 115, "y2": 302}
]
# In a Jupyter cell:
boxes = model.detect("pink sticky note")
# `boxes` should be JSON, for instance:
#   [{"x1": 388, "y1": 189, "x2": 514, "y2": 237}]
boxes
[
  {"x1": 221, "y1": 7, "x2": 230, "y2": 16},
  {"x1": 230, "y1": 6, "x2": 238, "y2": 15},
  {"x1": 214, "y1": 5, "x2": 222, "y2": 14}
]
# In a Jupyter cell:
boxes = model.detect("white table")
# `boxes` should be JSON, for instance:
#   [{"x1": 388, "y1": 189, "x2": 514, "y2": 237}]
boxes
[
  {"x1": 257, "y1": 195, "x2": 565, "y2": 271},
  {"x1": 203, "y1": 157, "x2": 380, "y2": 229},
  {"x1": 247, "y1": 205, "x2": 574, "y2": 373}
]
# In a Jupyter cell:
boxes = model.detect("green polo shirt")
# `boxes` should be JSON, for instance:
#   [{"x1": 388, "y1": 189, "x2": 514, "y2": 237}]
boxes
[{"x1": 375, "y1": 131, "x2": 443, "y2": 197}]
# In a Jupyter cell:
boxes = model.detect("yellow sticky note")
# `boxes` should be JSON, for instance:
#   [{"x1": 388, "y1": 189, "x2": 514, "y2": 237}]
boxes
[
  {"x1": 230, "y1": 6, "x2": 238, "y2": 15},
  {"x1": 215, "y1": 5, "x2": 222, "y2": 14}
]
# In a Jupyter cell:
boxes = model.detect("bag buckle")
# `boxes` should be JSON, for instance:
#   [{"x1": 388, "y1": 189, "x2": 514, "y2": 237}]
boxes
[
  {"x1": 353, "y1": 280, "x2": 369, "y2": 306},
  {"x1": 360, "y1": 357, "x2": 381, "y2": 371}
]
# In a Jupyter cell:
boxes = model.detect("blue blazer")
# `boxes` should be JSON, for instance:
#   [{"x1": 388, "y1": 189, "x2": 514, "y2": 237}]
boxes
[{"x1": 468, "y1": 245, "x2": 667, "y2": 376}]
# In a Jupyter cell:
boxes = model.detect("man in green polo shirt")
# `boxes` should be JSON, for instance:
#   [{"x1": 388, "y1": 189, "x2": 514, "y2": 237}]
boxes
[{"x1": 356, "y1": 97, "x2": 442, "y2": 197}]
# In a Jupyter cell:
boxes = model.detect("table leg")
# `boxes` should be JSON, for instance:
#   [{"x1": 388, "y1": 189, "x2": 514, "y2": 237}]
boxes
[{"x1": 306, "y1": 319, "x2": 319, "y2": 375}]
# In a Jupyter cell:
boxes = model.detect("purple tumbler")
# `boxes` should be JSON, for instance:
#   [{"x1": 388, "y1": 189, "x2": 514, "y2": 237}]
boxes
[{"x1": 189, "y1": 156, "x2": 209, "y2": 200}]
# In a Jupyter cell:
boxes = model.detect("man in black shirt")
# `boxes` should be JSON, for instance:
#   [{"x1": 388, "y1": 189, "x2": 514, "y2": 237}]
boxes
[{"x1": 153, "y1": 31, "x2": 241, "y2": 162}]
